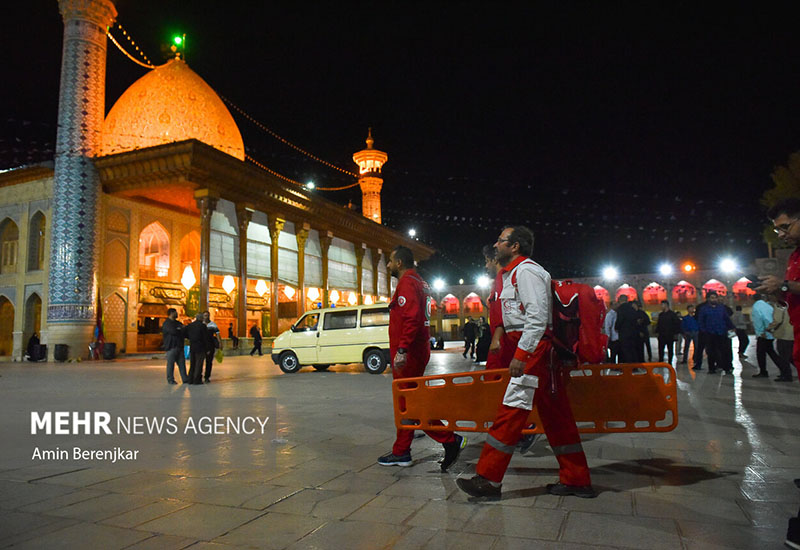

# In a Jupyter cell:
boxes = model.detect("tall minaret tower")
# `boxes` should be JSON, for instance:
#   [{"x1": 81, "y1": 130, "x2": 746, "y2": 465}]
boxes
[
  {"x1": 48, "y1": 0, "x2": 117, "y2": 358},
  {"x1": 352, "y1": 128, "x2": 387, "y2": 224}
]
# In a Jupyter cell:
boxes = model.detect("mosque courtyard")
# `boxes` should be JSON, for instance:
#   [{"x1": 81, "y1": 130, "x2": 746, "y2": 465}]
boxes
[{"x1": 0, "y1": 340, "x2": 798, "y2": 549}]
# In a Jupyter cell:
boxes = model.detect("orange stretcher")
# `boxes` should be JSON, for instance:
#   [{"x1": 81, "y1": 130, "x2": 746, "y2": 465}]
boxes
[{"x1": 393, "y1": 363, "x2": 678, "y2": 434}]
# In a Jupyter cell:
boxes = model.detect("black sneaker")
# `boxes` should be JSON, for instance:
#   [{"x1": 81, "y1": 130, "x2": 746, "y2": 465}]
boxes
[
  {"x1": 377, "y1": 451, "x2": 412, "y2": 467},
  {"x1": 441, "y1": 434, "x2": 467, "y2": 472},
  {"x1": 786, "y1": 516, "x2": 800, "y2": 550},
  {"x1": 517, "y1": 432, "x2": 539, "y2": 454},
  {"x1": 752, "y1": 372, "x2": 769, "y2": 378},
  {"x1": 546, "y1": 482, "x2": 597, "y2": 499},
  {"x1": 456, "y1": 475, "x2": 501, "y2": 500}
]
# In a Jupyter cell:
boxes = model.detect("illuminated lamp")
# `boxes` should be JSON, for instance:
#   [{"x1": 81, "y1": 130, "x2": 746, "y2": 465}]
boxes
[
  {"x1": 348, "y1": 292, "x2": 358, "y2": 305},
  {"x1": 720, "y1": 258, "x2": 738, "y2": 274},
  {"x1": 255, "y1": 279, "x2": 268, "y2": 297},
  {"x1": 602, "y1": 266, "x2": 619, "y2": 281},
  {"x1": 458, "y1": 278, "x2": 464, "y2": 285},
  {"x1": 433, "y1": 278, "x2": 445, "y2": 291},
  {"x1": 683, "y1": 262, "x2": 695, "y2": 273},
  {"x1": 658, "y1": 263, "x2": 673, "y2": 276},
  {"x1": 477, "y1": 275, "x2": 491, "y2": 289},
  {"x1": 180, "y1": 266, "x2": 196, "y2": 290},
  {"x1": 364, "y1": 295, "x2": 374, "y2": 305},
  {"x1": 330, "y1": 289, "x2": 340, "y2": 303},
  {"x1": 307, "y1": 287, "x2": 320, "y2": 301},
  {"x1": 222, "y1": 275, "x2": 236, "y2": 295},
  {"x1": 284, "y1": 286, "x2": 295, "y2": 299}
]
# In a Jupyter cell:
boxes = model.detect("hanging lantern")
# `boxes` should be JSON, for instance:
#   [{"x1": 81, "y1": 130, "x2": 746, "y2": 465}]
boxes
[
  {"x1": 180, "y1": 266, "x2": 196, "y2": 290},
  {"x1": 364, "y1": 295, "x2": 374, "y2": 305},
  {"x1": 222, "y1": 275, "x2": 236, "y2": 295},
  {"x1": 330, "y1": 289, "x2": 340, "y2": 303},
  {"x1": 348, "y1": 292, "x2": 357, "y2": 305},
  {"x1": 307, "y1": 287, "x2": 320, "y2": 301},
  {"x1": 255, "y1": 279, "x2": 268, "y2": 297},
  {"x1": 284, "y1": 286, "x2": 295, "y2": 299}
]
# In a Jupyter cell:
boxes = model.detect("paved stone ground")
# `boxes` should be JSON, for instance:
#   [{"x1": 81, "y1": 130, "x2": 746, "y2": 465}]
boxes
[{"x1": 0, "y1": 337, "x2": 798, "y2": 549}]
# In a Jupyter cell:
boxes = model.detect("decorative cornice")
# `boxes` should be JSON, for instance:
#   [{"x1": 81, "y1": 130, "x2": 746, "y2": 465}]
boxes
[{"x1": 94, "y1": 139, "x2": 435, "y2": 260}]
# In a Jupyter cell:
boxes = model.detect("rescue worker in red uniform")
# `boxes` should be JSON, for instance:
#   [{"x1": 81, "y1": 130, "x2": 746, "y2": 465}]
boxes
[
  {"x1": 484, "y1": 245, "x2": 514, "y2": 371},
  {"x1": 458, "y1": 226, "x2": 596, "y2": 499},
  {"x1": 378, "y1": 246, "x2": 467, "y2": 471},
  {"x1": 758, "y1": 198, "x2": 800, "y2": 381}
]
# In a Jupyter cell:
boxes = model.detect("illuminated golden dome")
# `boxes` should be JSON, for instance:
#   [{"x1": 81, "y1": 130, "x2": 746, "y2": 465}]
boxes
[{"x1": 101, "y1": 58, "x2": 244, "y2": 160}]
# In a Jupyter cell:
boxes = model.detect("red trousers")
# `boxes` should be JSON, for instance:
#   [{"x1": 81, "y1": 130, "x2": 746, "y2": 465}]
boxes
[
  {"x1": 476, "y1": 337, "x2": 591, "y2": 486},
  {"x1": 485, "y1": 333, "x2": 517, "y2": 370},
  {"x1": 392, "y1": 348, "x2": 455, "y2": 455},
  {"x1": 794, "y1": 338, "x2": 800, "y2": 380}
]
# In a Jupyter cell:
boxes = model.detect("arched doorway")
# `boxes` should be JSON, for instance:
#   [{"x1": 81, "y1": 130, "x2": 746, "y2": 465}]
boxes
[
  {"x1": 732, "y1": 277, "x2": 757, "y2": 302},
  {"x1": 180, "y1": 231, "x2": 200, "y2": 284},
  {"x1": 23, "y1": 293, "x2": 41, "y2": 353},
  {"x1": 27, "y1": 212, "x2": 45, "y2": 271},
  {"x1": 0, "y1": 296, "x2": 14, "y2": 355}
]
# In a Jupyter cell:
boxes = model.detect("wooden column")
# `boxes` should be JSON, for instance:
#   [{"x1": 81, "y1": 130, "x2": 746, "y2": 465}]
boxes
[
  {"x1": 268, "y1": 215, "x2": 285, "y2": 337},
  {"x1": 194, "y1": 190, "x2": 218, "y2": 313},
  {"x1": 355, "y1": 244, "x2": 366, "y2": 305},
  {"x1": 295, "y1": 224, "x2": 310, "y2": 316},
  {"x1": 370, "y1": 248, "x2": 381, "y2": 298},
  {"x1": 236, "y1": 204, "x2": 253, "y2": 338},
  {"x1": 319, "y1": 232, "x2": 333, "y2": 308}
]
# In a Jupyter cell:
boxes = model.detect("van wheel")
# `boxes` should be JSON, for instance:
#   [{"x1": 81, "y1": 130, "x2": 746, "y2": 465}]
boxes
[
  {"x1": 278, "y1": 351, "x2": 301, "y2": 373},
  {"x1": 363, "y1": 349, "x2": 387, "y2": 374},
  {"x1": 313, "y1": 364, "x2": 329, "y2": 371}
]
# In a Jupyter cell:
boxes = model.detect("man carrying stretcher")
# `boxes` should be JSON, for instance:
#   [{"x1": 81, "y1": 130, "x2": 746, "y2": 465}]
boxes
[{"x1": 457, "y1": 226, "x2": 596, "y2": 499}]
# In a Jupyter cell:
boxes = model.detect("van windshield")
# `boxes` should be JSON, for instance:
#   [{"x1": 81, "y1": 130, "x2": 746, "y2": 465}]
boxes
[{"x1": 294, "y1": 313, "x2": 320, "y2": 332}]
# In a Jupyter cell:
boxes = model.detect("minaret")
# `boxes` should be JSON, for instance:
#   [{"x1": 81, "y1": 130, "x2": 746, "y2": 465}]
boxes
[
  {"x1": 352, "y1": 128, "x2": 387, "y2": 224},
  {"x1": 48, "y1": 0, "x2": 117, "y2": 358}
]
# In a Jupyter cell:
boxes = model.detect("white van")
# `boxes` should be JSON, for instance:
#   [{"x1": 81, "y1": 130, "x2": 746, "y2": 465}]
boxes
[{"x1": 270, "y1": 304, "x2": 391, "y2": 374}]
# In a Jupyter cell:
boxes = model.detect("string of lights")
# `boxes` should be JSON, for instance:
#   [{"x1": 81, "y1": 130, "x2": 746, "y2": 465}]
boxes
[
  {"x1": 106, "y1": 31, "x2": 154, "y2": 69},
  {"x1": 221, "y1": 95, "x2": 358, "y2": 178},
  {"x1": 314, "y1": 181, "x2": 361, "y2": 191},
  {"x1": 112, "y1": 22, "x2": 154, "y2": 66},
  {"x1": 245, "y1": 154, "x2": 305, "y2": 186}
]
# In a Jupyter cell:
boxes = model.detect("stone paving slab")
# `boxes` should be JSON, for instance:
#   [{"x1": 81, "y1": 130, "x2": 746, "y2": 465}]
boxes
[{"x1": 0, "y1": 341, "x2": 798, "y2": 549}]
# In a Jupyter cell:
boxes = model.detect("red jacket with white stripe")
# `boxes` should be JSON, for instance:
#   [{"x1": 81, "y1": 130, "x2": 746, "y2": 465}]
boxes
[{"x1": 388, "y1": 269, "x2": 431, "y2": 357}]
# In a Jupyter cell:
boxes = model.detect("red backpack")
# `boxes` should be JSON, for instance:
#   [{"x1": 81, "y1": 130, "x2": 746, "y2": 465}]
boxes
[{"x1": 552, "y1": 280, "x2": 607, "y2": 365}]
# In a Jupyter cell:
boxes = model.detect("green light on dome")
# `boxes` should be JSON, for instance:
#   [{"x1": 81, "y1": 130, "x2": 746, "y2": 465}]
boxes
[{"x1": 173, "y1": 35, "x2": 183, "y2": 46}]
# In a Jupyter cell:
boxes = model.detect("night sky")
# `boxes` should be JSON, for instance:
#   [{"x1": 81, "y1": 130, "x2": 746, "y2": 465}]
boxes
[{"x1": 2, "y1": 1, "x2": 797, "y2": 282}]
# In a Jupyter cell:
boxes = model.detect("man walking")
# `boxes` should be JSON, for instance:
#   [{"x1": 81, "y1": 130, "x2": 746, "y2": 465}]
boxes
[
  {"x1": 752, "y1": 293, "x2": 782, "y2": 378},
  {"x1": 731, "y1": 306, "x2": 749, "y2": 357},
  {"x1": 615, "y1": 295, "x2": 638, "y2": 363},
  {"x1": 162, "y1": 308, "x2": 187, "y2": 384},
  {"x1": 249, "y1": 324, "x2": 263, "y2": 356},
  {"x1": 697, "y1": 291, "x2": 734, "y2": 374},
  {"x1": 759, "y1": 198, "x2": 800, "y2": 382},
  {"x1": 603, "y1": 302, "x2": 619, "y2": 363},
  {"x1": 463, "y1": 318, "x2": 477, "y2": 359},
  {"x1": 457, "y1": 226, "x2": 594, "y2": 500},
  {"x1": 185, "y1": 313, "x2": 208, "y2": 385},
  {"x1": 378, "y1": 246, "x2": 465, "y2": 471},
  {"x1": 655, "y1": 300, "x2": 681, "y2": 364},
  {"x1": 681, "y1": 305, "x2": 699, "y2": 366}
]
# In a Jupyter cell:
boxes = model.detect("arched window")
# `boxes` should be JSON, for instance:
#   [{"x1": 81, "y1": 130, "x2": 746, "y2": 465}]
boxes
[
  {"x1": 643, "y1": 282, "x2": 667, "y2": 305},
  {"x1": 464, "y1": 292, "x2": 484, "y2": 315},
  {"x1": 672, "y1": 281, "x2": 697, "y2": 304},
  {"x1": 27, "y1": 212, "x2": 45, "y2": 271},
  {"x1": 732, "y1": 277, "x2": 757, "y2": 301},
  {"x1": 442, "y1": 294, "x2": 460, "y2": 316},
  {"x1": 702, "y1": 279, "x2": 728, "y2": 297},
  {"x1": 138, "y1": 222, "x2": 170, "y2": 279},
  {"x1": 593, "y1": 285, "x2": 610, "y2": 307},
  {"x1": 0, "y1": 219, "x2": 19, "y2": 274},
  {"x1": 615, "y1": 284, "x2": 637, "y2": 302}
]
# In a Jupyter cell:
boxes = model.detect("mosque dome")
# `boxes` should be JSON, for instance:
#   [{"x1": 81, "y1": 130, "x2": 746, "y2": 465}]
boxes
[{"x1": 101, "y1": 58, "x2": 245, "y2": 160}]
